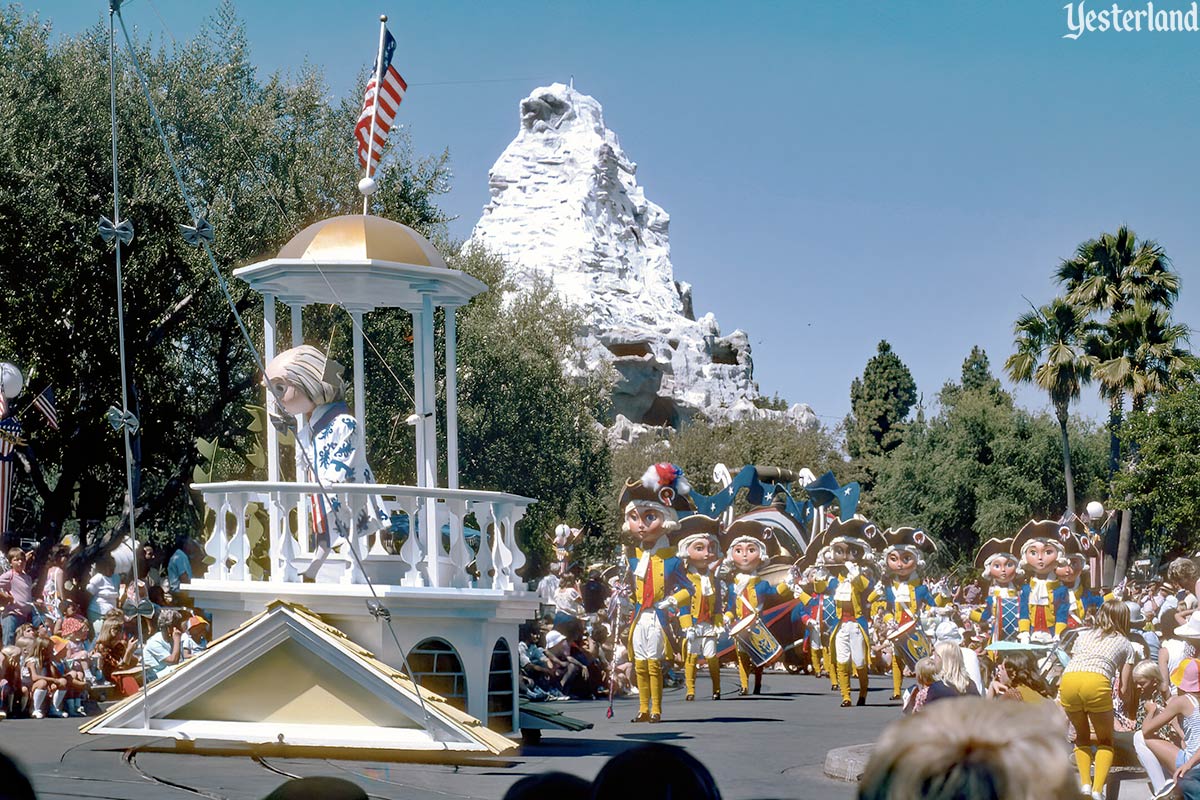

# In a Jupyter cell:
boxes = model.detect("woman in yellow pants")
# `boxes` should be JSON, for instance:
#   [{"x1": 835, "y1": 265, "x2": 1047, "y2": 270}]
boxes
[{"x1": 1057, "y1": 600, "x2": 1134, "y2": 800}]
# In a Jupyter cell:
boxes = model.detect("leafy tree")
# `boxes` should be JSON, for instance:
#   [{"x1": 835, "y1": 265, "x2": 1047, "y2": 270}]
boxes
[
  {"x1": 869, "y1": 377, "x2": 1108, "y2": 568},
  {"x1": 844, "y1": 340, "x2": 917, "y2": 488},
  {"x1": 1004, "y1": 299, "x2": 1091, "y2": 522},
  {"x1": 1112, "y1": 384, "x2": 1200, "y2": 556}
]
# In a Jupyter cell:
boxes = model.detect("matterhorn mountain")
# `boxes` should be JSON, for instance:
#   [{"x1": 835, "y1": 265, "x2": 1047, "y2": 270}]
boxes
[{"x1": 469, "y1": 83, "x2": 815, "y2": 438}]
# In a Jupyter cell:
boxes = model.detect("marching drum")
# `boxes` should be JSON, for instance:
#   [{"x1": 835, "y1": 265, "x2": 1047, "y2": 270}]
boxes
[
  {"x1": 888, "y1": 617, "x2": 933, "y2": 670},
  {"x1": 730, "y1": 614, "x2": 783, "y2": 668}
]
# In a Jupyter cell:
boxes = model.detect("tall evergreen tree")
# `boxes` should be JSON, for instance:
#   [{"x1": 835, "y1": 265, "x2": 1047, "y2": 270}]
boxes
[{"x1": 845, "y1": 340, "x2": 917, "y2": 488}]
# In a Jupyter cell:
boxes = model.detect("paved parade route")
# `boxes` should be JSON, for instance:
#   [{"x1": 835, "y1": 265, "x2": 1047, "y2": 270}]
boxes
[{"x1": 0, "y1": 669, "x2": 884, "y2": 800}]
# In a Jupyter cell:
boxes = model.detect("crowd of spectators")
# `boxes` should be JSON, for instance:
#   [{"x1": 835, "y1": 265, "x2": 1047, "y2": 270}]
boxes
[{"x1": 0, "y1": 534, "x2": 207, "y2": 721}]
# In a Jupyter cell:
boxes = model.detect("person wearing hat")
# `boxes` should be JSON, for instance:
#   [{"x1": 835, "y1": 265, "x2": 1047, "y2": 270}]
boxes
[
  {"x1": 675, "y1": 515, "x2": 724, "y2": 701},
  {"x1": 619, "y1": 464, "x2": 694, "y2": 723},
  {"x1": 1056, "y1": 531, "x2": 1102, "y2": 629},
  {"x1": 721, "y1": 517, "x2": 802, "y2": 697},
  {"x1": 1013, "y1": 520, "x2": 1071, "y2": 644},
  {"x1": 869, "y1": 527, "x2": 945, "y2": 701},
  {"x1": 971, "y1": 537, "x2": 1023, "y2": 646},
  {"x1": 181, "y1": 615, "x2": 209, "y2": 657},
  {"x1": 815, "y1": 518, "x2": 878, "y2": 708},
  {"x1": 264, "y1": 345, "x2": 391, "y2": 582},
  {"x1": 1139, "y1": 657, "x2": 1200, "y2": 795}
]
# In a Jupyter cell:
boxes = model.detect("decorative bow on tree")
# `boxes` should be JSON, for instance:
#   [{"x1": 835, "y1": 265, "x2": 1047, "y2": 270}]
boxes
[
  {"x1": 97, "y1": 215, "x2": 134, "y2": 245},
  {"x1": 122, "y1": 599, "x2": 155, "y2": 619},
  {"x1": 179, "y1": 217, "x2": 213, "y2": 247},
  {"x1": 105, "y1": 406, "x2": 140, "y2": 436}
]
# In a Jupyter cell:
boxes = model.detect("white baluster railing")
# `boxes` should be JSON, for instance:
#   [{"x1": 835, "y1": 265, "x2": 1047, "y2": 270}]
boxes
[{"x1": 191, "y1": 481, "x2": 536, "y2": 591}]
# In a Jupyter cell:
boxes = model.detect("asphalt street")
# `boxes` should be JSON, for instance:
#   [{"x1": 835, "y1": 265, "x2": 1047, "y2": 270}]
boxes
[{"x1": 0, "y1": 668, "x2": 896, "y2": 799}]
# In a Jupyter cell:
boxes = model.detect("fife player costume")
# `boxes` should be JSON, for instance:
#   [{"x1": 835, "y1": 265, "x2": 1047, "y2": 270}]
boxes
[
  {"x1": 674, "y1": 514, "x2": 725, "y2": 701},
  {"x1": 871, "y1": 527, "x2": 943, "y2": 700},
  {"x1": 816, "y1": 518, "x2": 878, "y2": 708},
  {"x1": 620, "y1": 463, "x2": 694, "y2": 723},
  {"x1": 1056, "y1": 530, "x2": 1101, "y2": 627}
]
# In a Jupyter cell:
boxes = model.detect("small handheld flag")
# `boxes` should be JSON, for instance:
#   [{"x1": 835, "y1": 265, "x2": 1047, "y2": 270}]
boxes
[{"x1": 31, "y1": 386, "x2": 57, "y2": 430}]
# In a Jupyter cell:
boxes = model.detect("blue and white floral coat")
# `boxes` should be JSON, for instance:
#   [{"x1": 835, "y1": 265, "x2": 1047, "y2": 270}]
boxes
[{"x1": 302, "y1": 402, "x2": 390, "y2": 546}]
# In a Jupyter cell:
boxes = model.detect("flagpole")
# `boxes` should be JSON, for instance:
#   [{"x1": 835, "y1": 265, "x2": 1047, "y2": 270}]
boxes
[
  {"x1": 107, "y1": 0, "x2": 152, "y2": 731},
  {"x1": 360, "y1": 14, "x2": 388, "y2": 216}
]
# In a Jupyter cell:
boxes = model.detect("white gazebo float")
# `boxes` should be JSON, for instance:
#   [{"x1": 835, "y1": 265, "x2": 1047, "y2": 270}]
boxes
[{"x1": 186, "y1": 215, "x2": 539, "y2": 734}]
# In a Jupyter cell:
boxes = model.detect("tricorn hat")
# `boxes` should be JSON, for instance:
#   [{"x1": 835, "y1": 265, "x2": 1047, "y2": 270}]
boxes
[
  {"x1": 974, "y1": 537, "x2": 1018, "y2": 573},
  {"x1": 676, "y1": 514, "x2": 723, "y2": 559},
  {"x1": 881, "y1": 526, "x2": 938, "y2": 556},
  {"x1": 1011, "y1": 519, "x2": 1073, "y2": 558},
  {"x1": 721, "y1": 516, "x2": 785, "y2": 562},
  {"x1": 619, "y1": 463, "x2": 694, "y2": 519}
]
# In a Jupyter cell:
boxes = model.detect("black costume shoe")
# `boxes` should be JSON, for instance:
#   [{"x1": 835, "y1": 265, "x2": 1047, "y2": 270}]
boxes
[
  {"x1": 840, "y1": 699, "x2": 852, "y2": 707},
  {"x1": 856, "y1": 696, "x2": 867, "y2": 706},
  {"x1": 712, "y1": 691, "x2": 721, "y2": 701},
  {"x1": 888, "y1": 693, "x2": 902, "y2": 701},
  {"x1": 630, "y1": 712, "x2": 651, "y2": 723},
  {"x1": 685, "y1": 693, "x2": 695, "y2": 702},
  {"x1": 648, "y1": 714, "x2": 661, "y2": 724},
  {"x1": 752, "y1": 684, "x2": 762, "y2": 696}
]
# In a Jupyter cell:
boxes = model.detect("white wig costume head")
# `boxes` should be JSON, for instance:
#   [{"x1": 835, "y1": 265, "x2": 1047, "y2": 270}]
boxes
[{"x1": 265, "y1": 345, "x2": 346, "y2": 406}]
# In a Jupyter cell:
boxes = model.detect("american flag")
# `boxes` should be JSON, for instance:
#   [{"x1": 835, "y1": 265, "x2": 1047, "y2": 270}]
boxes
[
  {"x1": 354, "y1": 28, "x2": 407, "y2": 173},
  {"x1": 31, "y1": 386, "x2": 57, "y2": 430},
  {"x1": 0, "y1": 417, "x2": 22, "y2": 537}
]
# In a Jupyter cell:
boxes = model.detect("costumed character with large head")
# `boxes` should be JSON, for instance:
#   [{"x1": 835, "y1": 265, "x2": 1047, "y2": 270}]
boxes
[
  {"x1": 1056, "y1": 529, "x2": 1101, "y2": 628},
  {"x1": 620, "y1": 463, "x2": 694, "y2": 723},
  {"x1": 970, "y1": 537, "x2": 1022, "y2": 645},
  {"x1": 720, "y1": 515, "x2": 801, "y2": 696},
  {"x1": 870, "y1": 527, "x2": 944, "y2": 700},
  {"x1": 264, "y1": 345, "x2": 389, "y2": 582},
  {"x1": 790, "y1": 541, "x2": 840, "y2": 690},
  {"x1": 1013, "y1": 520, "x2": 1072, "y2": 643},
  {"x1": 815, "y1": 517, "x2": 879, "y2": 707},
  {"x1": 675, "y1": 513, "x2": 724, "y2": 701}
]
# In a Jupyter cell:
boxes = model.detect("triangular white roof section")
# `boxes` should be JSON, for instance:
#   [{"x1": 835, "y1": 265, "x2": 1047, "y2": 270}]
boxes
[{"x1": 82, "y1": 601, "x2": 514, "y2": 754}]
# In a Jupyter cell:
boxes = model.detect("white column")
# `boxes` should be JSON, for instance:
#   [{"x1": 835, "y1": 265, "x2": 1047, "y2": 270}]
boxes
[
  {"x1": 421, "y1": 293, "x2": 438, "y2": 490},
  {"x1": 263, "y1": 294, "x2": 282, "y2": 582},
  {"x1": 350, "y1": 310, "x2": 367, "y2": 434},
  {"x1": 263, "y1": 294, "x2": 279, "y2": 482},
  {"x1": 290, "y1": 304, "x2": 310, "y2": 553},
  {"x1": 411, "y1": 308, "x2": 426, "y2": 489},
  {"x1": 420, "y1": 291, "x2": 441, "y2": 586},
  {"x1": 445, "y1": 305, "x2": 459, "y2": 490}
]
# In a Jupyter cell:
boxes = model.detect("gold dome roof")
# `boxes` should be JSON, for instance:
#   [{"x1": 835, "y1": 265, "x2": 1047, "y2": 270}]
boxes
[{"x1": 277, "y1": 215, "x2": 446, "y2": 268}]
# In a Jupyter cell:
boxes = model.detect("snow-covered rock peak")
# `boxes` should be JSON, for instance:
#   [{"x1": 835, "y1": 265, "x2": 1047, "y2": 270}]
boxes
[{"x1": 470, "y1": 83, "x2": 815, "y2": 433}]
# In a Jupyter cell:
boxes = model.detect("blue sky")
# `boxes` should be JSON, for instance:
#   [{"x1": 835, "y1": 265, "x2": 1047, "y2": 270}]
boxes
[{"x1": 27, "y1": 0, "x2": 1200, "y2": 427}]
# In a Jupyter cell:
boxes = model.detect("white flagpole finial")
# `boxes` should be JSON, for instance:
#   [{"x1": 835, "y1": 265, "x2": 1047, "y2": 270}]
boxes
[{"x1": 360, "y1": 15, "x2": 390, "y2": 214}]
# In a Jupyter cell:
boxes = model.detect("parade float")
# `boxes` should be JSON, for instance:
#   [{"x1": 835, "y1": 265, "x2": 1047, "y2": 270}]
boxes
[{"x1": 82, "y1": 10, "x2": 540, "y2": 753}]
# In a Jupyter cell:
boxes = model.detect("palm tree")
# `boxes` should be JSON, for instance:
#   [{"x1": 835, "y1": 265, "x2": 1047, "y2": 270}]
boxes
[
  {"x1": 1087, "y1": 302, "x2": 1194, "y2": 582},
  {"x1": 1056, "y1": 226, "x2": 1183, "y2": 584},
  {"x1": 1005, "y1": 299, "x2": 1091, "y2": 523}
]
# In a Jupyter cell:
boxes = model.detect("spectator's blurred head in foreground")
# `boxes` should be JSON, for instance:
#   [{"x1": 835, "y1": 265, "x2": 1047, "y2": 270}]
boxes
[
  {"x1": 501, "y1": 771, "x2": 590, "y2": 800},
  {"x1": 858, "y1": 697, "x2": 1073, "y2": 800},
  {"x1": 591, "y1": 742, "x2": 721, "y2": 800}
]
